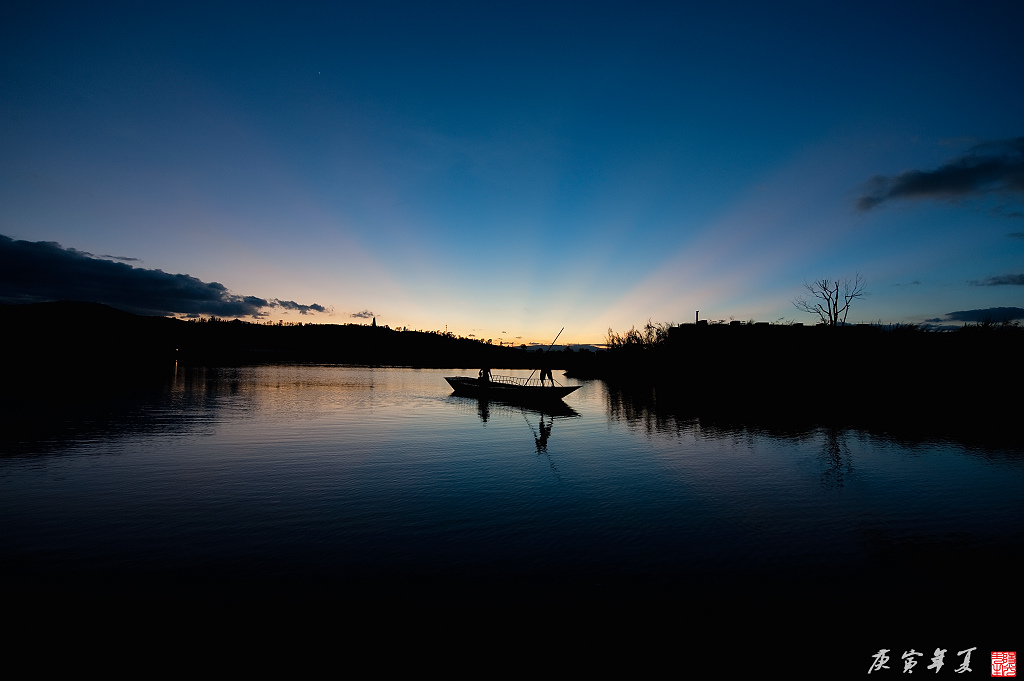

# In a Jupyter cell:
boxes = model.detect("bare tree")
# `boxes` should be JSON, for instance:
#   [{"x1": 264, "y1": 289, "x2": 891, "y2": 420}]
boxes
[{"x1": 793, "y1": 274, "x2": 867, "y2": 326}]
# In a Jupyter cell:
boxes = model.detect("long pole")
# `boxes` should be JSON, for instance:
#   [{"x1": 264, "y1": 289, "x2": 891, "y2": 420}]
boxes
[{"x1": 547, "y1": 327, "x2": 565, "y2": 351}]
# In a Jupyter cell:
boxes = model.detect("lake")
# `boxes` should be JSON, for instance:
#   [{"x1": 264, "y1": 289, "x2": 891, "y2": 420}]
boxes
[{"x1": 2, "y1": 364, "x2": 1020, "y2": 665}]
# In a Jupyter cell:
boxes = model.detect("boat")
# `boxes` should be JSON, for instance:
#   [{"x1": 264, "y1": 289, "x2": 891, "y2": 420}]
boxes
[{"x1": 444, "y1": 374, "x2": 580, "y2": 404}]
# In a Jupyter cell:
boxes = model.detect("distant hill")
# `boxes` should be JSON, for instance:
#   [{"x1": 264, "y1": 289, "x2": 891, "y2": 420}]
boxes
[{"x1": 1, "y1": 301, "x2": 591, "y2": 370}]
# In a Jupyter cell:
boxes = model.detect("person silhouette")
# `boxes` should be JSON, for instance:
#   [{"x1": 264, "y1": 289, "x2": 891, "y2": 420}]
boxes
[
  {"x1": 478, "y1": 367, "x2": 491, "y2": 384},
  {"x1": 539, "y1": 366, "x2": 553, "y2": 385}
]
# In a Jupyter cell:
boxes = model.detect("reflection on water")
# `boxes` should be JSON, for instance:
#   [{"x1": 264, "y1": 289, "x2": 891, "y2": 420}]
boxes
[
  {"x1": 821, "y1": 428, "x2": 854, "y2": 491},
  {"x1": 2, "y1": 365, "x2": 1021, "y2": 649},
  {"x1": 530, "y1": 414, "x2": 553, "y2": 452}
]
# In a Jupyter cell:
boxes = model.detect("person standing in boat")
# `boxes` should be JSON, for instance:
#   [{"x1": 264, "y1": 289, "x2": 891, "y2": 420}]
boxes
[
  {"x1": 478, "y1": 367, "x2": 491, "y2": 384},
  {"x1": 539, "y1": 366, "x2": 553, "y2": 386}
]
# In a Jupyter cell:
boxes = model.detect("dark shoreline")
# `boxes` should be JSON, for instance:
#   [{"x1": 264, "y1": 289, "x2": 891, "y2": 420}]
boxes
[{"x1": 581, "y1": 322, "x2": 1023, "y2": 447}]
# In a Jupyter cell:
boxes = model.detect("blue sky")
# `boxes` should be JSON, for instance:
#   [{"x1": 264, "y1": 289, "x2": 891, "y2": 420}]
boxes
[{"x1": 2, "y1": 1, "x2": 1022, "y2": 344}]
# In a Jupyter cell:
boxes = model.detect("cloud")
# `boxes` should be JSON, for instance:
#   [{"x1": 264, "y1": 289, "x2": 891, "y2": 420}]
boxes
[
  {"x1": 969, "y1": 274, "x2": 1024, "y2": 286},
  {"x1": 857, "y1": 137, "x2": 1024, "y2": 211},
  {"x1": 992, "y1": 208, "x2": 1023, "y2": 219},
  {"x1": 0, "y1": 235, "x2": 324, "y2": 318},
  {"x1": 925, "y1": 307, "x2": 1024, "y2": 323},
  {"x1": 350, "y1": 309, "x2": 374, "y2": 319},
  {"x1": 275, "y1": 299, "x2": 327, "y2": 314}
]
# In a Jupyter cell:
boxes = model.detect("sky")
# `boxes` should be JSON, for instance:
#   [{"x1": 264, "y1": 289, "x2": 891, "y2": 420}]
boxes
[{"x1": 2, "y1": 1, "x2": 1023, "y2": 344}]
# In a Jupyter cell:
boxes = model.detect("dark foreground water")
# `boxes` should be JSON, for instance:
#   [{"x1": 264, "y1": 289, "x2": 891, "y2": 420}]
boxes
[{"x1": 2, "y1": 365, "x2": 1020, "y2": 669}]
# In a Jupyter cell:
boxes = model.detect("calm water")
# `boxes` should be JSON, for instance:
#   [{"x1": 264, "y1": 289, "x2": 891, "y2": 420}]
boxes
[{"x1": 3, "y1": 365, "x2": 1022, "y2": 647}]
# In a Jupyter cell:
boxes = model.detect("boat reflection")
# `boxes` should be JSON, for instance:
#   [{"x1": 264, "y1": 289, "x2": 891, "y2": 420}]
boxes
[
  {"x1": 445, "y1": 394, "x2": 576, "y2": 479},
  {"x1": 446, "y1": 395, "x2": 579, "y2": 423}
]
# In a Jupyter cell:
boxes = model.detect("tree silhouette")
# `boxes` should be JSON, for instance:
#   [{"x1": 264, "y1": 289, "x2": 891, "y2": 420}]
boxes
[
  {"x1": 606, "y1": 319, "x2": 672, "y2": 350},
  {"x1": 793, "y1": 274, "x2": 866, "y2": 326}
]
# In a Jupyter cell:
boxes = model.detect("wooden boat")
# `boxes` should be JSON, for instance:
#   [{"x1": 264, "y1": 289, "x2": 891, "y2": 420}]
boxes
[{"x1": 444, "y1": 374, "x2": 580, "y2": 403}]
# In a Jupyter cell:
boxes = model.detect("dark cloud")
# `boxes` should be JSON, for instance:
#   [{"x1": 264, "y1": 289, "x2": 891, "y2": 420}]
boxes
[
  {"x1": 275, "y1": 299, "x2": 327, "y2": 314},
  {"x1": 0, "y1": 235, "x2": 324, "y2": 318},
  {"x1": 857, "y1": 137, "x2": 1024, "y2": 211},
  {"x1": 992, "y1": 208, "x2": 1023, "y2": 219},
  {"x1": 350, "y1": 309, "x2": 374, "y2": 319},
  {"x1": 925, "y1": 307, "x2": 1024, "y2": 323},
  {"x1": 969, "y1": 274, "x2": 1024, "y2": 286}
]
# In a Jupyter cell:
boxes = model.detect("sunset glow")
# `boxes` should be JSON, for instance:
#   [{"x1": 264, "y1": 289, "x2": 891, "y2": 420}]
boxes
[{"x1": 3, "y1": 2, "x2": 1022, "y2": 343}]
